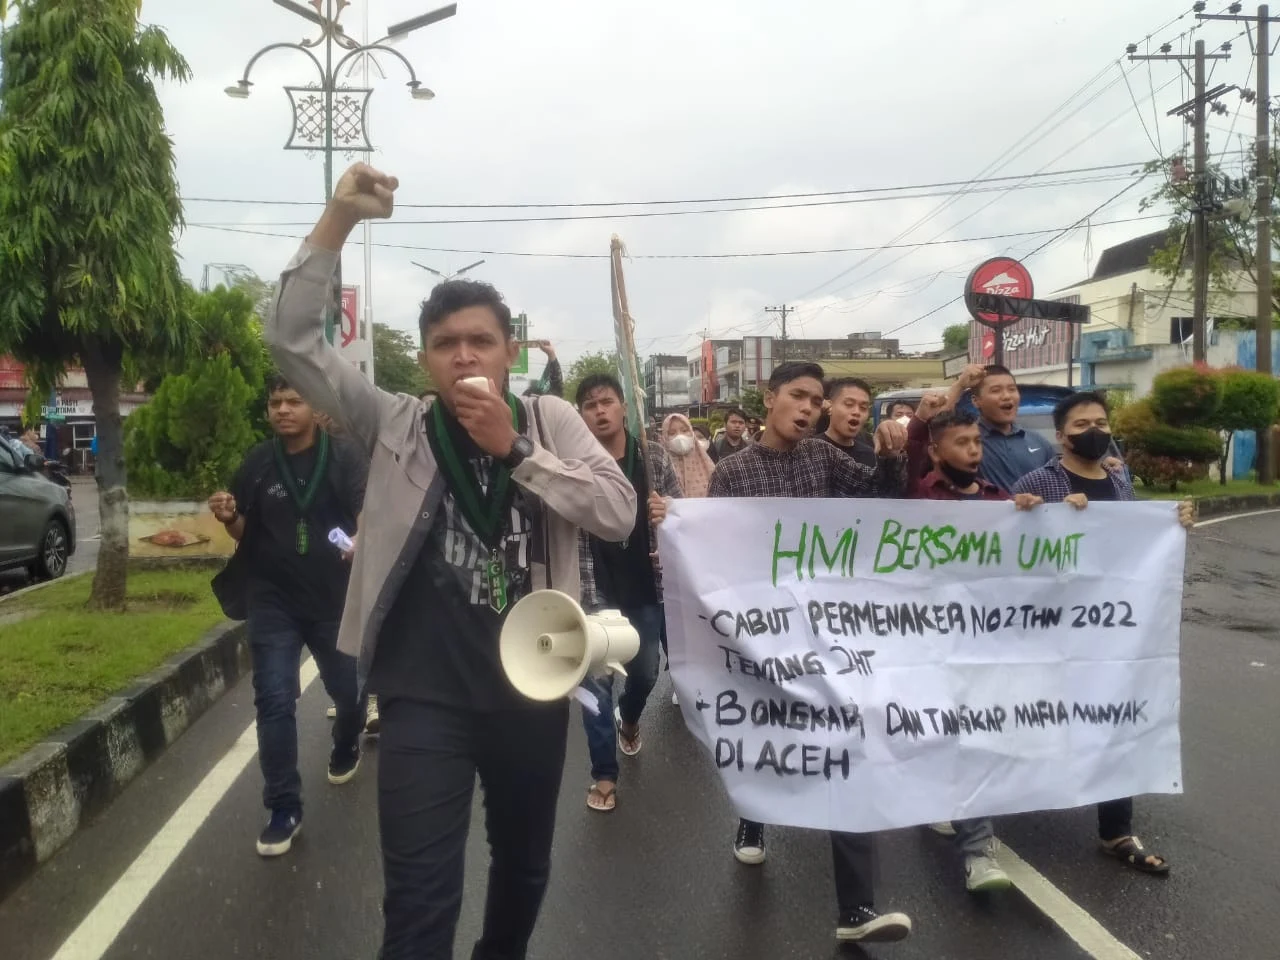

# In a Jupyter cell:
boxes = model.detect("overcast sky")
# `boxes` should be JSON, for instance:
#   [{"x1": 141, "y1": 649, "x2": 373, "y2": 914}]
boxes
[{"x1": 144, "y1": 0, "x2": 1257, "y2": 377}]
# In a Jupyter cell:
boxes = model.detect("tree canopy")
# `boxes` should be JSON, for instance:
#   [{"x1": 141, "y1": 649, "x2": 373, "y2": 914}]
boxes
[
  {"x1": 563, "y1": 350, "x2": 622, "y2": 406},
  {"x1": 942, "y1": 323, "x2": 969, "y2": 354},
  {"x1": 373, "y1": 323, "x2": 429, "y2": 397}
]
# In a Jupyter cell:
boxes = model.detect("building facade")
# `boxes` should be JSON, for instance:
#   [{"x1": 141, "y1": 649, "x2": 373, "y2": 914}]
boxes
[
  {"x1": 963, "y1": 229, "x2": 1259, "y2": 388},
  {"x1": 0, "y1": 356, "x2": 148, "y2": 470},
  {"x1": 685, "y1": 332, "x2": 939, "y2": 403},
  {"x1": 643, "y1": 354, "x2": 691, "y2": 419}
]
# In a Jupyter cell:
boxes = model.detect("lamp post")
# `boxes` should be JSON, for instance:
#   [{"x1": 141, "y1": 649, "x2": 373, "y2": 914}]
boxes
[
  {"x1": 411, "y1": 259, "x2": 486, "y2": 282},
  {"x1": 225, "y1": 0, "x2": 457, "y2": 345}
]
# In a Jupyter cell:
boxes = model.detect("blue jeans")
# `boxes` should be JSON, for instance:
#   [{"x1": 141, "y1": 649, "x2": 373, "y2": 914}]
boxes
[
  {"x1": 248, "y1": 600, "x2": 365, "y2": 813},
  {"x1": 581, "y1": 603, "x2": 664, "y2": 782}
]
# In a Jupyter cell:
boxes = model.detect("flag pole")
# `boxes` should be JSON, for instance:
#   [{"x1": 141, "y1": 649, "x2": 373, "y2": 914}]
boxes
[{"x1": 610, "y1": 234, "x2": 655, "y2": 493}]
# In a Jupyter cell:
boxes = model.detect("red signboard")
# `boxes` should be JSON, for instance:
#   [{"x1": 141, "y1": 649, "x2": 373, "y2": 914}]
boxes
[
  {"x1": 340, "y1": 286, "x2": 359, "y2": 348},
  {"x1": 965, "y1": 257, "x2": 1033, "y2": 327},
  {"x1": 701, "y1": 340, "x2": 716, "y2": 402}
]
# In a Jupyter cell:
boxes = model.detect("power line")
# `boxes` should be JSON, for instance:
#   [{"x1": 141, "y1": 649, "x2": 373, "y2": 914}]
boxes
[
  {"x1": 182, "y1": 174, "x2": 1143, "y2": 228},
  {"x1": 177, "y1": 162, "x2": 1147, "y2": 210},
  {"x1": 186, "y1": 213, "x2": 1172, "y2": 260}
]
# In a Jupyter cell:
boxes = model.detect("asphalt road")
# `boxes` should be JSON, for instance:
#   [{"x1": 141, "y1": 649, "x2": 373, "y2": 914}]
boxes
[{"x1": 0, "y1": 510, "x2": 1276, "y2": 960}]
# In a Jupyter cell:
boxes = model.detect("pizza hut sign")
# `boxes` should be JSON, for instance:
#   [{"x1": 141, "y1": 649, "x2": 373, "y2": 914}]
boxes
[{"x1": 964, "y1": 257, "x2": 1033, "y2": 328}]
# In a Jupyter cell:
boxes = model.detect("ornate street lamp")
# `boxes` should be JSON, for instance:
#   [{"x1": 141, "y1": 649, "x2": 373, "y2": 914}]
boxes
[{"x1": 225, "y1": 0, "x2": 456, "y2": 343}]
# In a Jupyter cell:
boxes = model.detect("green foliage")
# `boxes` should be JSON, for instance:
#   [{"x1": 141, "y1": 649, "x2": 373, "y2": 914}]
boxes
[
  {"x1": 125, "y1": 352, "x2": 256, "y2": 499},
  {"x1": 1110, "y1": 397, "x2": 1159, "y2": 445},
  {"x1": 373, "y1": 323, "x2": 428, "y2": 397},
  {"x1": 1212, "y1": 369, "x2": 1280, "y2": 433},
  {"x1": 1139, "y1": 423, "x2": 1223, "y2": 461},
  {"x1": 1126, "y1": 450, "x2": 1211, "y2": 491},
  {"x1": 942, "y1": 323, "x2": 969, "y2": 354},
  {"x1": 738, "y1": 388, "x2": 766, "y2": 418},
  {"x1": 687, "y1": 417, "x2": 710, "y2": 434},
  {"x1": 1149, "y1": 367, "x2": 1223, "y2": 425},
  {"x1": 0, "y1": 0, "x2": 191, "y2": 386},
  {"x1": 563, "y1": 350, "x2": 621, "y2": 406},
  {"x1": 1111, "y1": 393, "x2": 1219, "y2": 491}
]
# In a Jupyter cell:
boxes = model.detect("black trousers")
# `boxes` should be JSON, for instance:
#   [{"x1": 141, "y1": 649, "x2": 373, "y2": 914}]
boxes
[
  {"x1": 1097, "y1": 798, "x2": 1134, "y2": 842},
  {"x1": 377, "y1": 698, "x2": 569, "y2": 960},
  {"x1": 830, "y1": 832, "x2": 877, "y2": 914}
]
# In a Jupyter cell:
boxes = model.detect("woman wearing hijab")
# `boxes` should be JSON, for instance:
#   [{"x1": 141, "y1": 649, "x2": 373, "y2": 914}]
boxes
[{"x1": 662, "y1": 414, "x2": 715, "y2": 499}]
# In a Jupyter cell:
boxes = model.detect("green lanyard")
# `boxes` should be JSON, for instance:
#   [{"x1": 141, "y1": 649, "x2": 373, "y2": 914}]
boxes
[
  {"x1": 271, "y1": 431, "x2": 330, "y2": 555},
  {"x1": 429, "y1": 395, "x2": 520, "y2": 612}
]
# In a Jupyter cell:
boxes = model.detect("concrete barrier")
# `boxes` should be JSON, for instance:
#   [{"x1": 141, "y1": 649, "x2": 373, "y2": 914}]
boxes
[{"x1": 0, "y1": 621, "x2": 249, "y2": 902}]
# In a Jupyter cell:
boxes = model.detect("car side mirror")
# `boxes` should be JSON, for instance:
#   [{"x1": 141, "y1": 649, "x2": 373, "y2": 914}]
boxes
[{"x1": 22, "y1": 452, "x2": 41, "y2": 472}]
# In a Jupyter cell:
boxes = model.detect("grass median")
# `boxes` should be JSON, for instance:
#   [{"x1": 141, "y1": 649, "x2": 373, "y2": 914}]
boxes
[
  {"x1": 0, "y1": 567, "x2": 226, "y2": 765},
  {"x1": 1136, "y1": 477, "x2": 1280, "y2": 501}
]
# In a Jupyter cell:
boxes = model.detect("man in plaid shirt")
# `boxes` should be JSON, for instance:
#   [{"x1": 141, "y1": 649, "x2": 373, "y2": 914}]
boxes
[
  {"x1": 708, "y1": 361, "x2": 913, "y2": 946},
  {"x1": 574, "y1": 373, "x2": 682, "y2": 814}
]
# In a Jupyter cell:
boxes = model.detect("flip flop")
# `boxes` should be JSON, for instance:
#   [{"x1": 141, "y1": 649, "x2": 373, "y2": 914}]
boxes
[
  {"x1": 614, "y1": 706, "x2": 642, "y2": 757},
  {"x1": 586, "y1": 782, "x2": 616, "y2": 812},
  {"x1": 1101, "y1": 835, "x2": 1170, "y2": 875}
]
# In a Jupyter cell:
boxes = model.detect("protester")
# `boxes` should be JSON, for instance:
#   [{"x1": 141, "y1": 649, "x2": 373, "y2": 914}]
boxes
[
  {"x1": 709, "y1": 408, "x2": 751, "y2": 462},
  {"x1": 1013, "y1": 391, "x2": 1193, "y2": 876},
  {"x1": 207, "y1": 374, "x2": 368, "y2": 858},
  {"x1": 575, "y1": 374, "x2": 681, "y2": 812},
  {"x1": 967, "y1": 364, "x2": 1054, "y2": 492},
  {"x1": 707, "y1": 360, "x2": 911, "y2": 945},
  {"x1": 692, "y1": 424, "x2": 712, "y2": 452},
  {"x1": 905, "y1": 407, "x2": 1047, "y2": 891},
  {"x1": 887, "y1": 400, "x2": 916, "y2": 422},
  {"x1": 661, "y1": 412, "x2": 715, "y2": 499},
  {"x1": 818, "y1": 377, "x2": 877, "y2": 469},
  {"x1": 263, "y1": 162, "x2": 636, "y2": 958},
  {"x1": 523, "y1": 339, "x2": 563, "y2": 397}
]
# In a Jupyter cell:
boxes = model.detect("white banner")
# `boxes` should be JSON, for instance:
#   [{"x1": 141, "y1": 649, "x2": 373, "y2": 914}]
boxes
[{"x1": 657, "y1": 498, "x2": 1186, "y2": 834}]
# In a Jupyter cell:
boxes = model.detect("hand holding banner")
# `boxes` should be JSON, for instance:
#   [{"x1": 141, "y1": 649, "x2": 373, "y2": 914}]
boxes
[{"x1": 657, "y1": 498, "x2": 1186, "y2": 834}]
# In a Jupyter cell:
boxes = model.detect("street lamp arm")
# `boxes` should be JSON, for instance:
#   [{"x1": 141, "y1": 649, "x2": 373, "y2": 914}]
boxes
[
  {"x1": 332, "y1": 43, "x2": 423, "y2": 88},
  {"x1": 234, "y1": 41, "x2": 326, "y2": 87}
]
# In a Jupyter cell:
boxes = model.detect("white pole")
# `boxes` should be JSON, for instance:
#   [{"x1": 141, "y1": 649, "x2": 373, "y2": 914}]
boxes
[{"x1": 361, "y1": 0, "x2": 376, "y2": 385}]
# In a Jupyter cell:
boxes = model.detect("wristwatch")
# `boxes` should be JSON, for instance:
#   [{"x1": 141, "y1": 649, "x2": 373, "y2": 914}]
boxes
[{"x1": 503, "y1": 435, "x2": 534, "y2": 470}]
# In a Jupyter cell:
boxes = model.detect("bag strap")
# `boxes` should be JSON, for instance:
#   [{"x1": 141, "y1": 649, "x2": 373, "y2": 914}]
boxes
[{"x1": 530, "y1": 396, "x2": 553, "y2": 592}]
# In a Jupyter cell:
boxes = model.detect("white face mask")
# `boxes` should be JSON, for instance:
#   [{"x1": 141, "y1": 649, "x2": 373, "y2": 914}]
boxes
[
  {"x1": 668, "y1": 434, "x2": 694, "y2": 456},
  {"x1": 697, "y1": 438, "x2": 710, "y2": 451},
  {"x1": 895, "y1": 415, "x2": 911, "y2": 428}
]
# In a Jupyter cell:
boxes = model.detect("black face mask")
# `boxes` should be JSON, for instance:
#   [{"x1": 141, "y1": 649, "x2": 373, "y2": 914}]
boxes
[
  {"x1": 939, "y1": 461, "x2": 979, "y2": 489},
  {"x1": 1066, "y1": 427, "x2": 1111, "y2": 462}
]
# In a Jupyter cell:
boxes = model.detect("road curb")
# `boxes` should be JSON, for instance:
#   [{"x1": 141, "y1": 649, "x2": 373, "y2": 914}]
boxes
[
  {"x1": 0, "y1": 620, "x2": 249, "y2": 903},
  {"x1": 1192, "y1": 491, "x2": 1280, "y2": 518}
]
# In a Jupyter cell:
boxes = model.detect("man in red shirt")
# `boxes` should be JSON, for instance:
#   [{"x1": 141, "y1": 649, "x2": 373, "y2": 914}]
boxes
[{"x1": 908, "y1": 405, "x2": 1043, "y2": 892}]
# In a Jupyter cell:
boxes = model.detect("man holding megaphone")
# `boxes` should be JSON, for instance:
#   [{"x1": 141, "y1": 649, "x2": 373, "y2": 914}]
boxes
[{"x1": 264, "y1": 162, "x2": 637, "y2": 960}]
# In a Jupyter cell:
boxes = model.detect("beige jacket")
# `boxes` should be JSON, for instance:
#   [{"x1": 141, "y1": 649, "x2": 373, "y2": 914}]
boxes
[{"x1": 265, "y1": 242, "x2": 637, "y2": 681}]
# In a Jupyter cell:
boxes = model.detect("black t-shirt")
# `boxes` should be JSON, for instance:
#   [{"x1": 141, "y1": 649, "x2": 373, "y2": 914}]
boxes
[
  {"x1": 1065, "y1": 470, "x2": 1117, "y2": 502},
  {"x1": 370, "y1": 406, "x2": 544, "y2": 710},
  {"x1": 816, "y1": 431, "x2": 877, "y2": 470},
  {"x1": 589, "y1": 436, "x2": 657, "y2": 610},
  {"x1": 231, "y1": 435, "x2": 367, "y2": 621}
]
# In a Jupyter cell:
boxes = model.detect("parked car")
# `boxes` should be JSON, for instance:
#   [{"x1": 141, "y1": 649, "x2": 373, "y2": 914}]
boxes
[{"x1": 0, "y1": 439, "x2": 76, "y2": 580}]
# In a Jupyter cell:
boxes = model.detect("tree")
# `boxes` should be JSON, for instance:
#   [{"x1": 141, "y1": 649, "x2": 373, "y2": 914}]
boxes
[
  {"x1": 942, "y1": 323, "x2": 970, "y2": 355},
  {"x1": 738, "y1": 388, "x2": 766, "y2": 418},
  {"x1": 373, "y1": 323, "x2": 428, "y2": 397},
  {"x1": 1209, "y1": 369, "x2": 1280, "y2": 484},
  {"x1": 124, "y1": 353, "x2": 257, "y2": 499},
  {"x1": 0, "y1": 0, "x2": 190, "y2": 609},
  {"x1": 563, "y1": 350, "x2": 621, "y2": 406}
]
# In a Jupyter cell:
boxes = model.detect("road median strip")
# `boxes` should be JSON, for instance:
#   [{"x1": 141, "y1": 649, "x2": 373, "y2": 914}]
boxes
[{"x1": 0, "y1": 566, "x2": 246, "y2": 902}]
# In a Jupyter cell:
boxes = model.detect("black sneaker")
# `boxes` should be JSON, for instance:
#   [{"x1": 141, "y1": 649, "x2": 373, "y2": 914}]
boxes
[
  {"x1": 836, "y1": 906, "x2": 912, "y2": 943},
  {"x1": 327, "y1": 744, "x2": 361, "y2": 785},
  {"x1": 256, "y1": 809, "x2": 302, "y2": 857},
  {"x1": 733, "y1": 819, "x2": 766, "y2": 865}
]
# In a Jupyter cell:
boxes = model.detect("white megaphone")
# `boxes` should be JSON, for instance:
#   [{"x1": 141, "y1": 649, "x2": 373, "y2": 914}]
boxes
[{"x1": 499, "y1": 590, "x2": 640, "y2": 701}]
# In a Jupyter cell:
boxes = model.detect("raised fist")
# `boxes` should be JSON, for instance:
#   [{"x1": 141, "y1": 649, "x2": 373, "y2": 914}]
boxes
[
  {"x1": 331, "y1": 162, "x2": 399, "y2": 223},
  {"x1": 915, "y1": 392, "x2": 949, "y2": 422}
]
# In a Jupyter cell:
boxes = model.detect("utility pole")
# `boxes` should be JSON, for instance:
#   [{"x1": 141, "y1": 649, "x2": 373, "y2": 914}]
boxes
[
  {"x1": 1129, "y1": 37, "x2": 1232, "y2": 363},
  {"x1": 765, "y1": 304, "x2": 793, "y2": 362},
  {"x1": 1198, "y1": 4, "x2": 1279, "y2": 482}
]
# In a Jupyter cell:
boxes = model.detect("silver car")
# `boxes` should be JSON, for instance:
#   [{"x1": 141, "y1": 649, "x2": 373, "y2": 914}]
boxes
[{"x1": 0, "y1": 439, "x2": 76, "y2": 579}]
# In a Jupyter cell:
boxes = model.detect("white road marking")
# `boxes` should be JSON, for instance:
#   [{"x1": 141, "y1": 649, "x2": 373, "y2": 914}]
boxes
[
  {"x1": 49, "y1": 659, "x2": 320, "y2": 960},
  {"x1": 1193, "y1": 507, "x2": 1280, "y2": 528},
  {"x1": 997, "y1": 845, "x2": 1142, "y2": 960}
]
